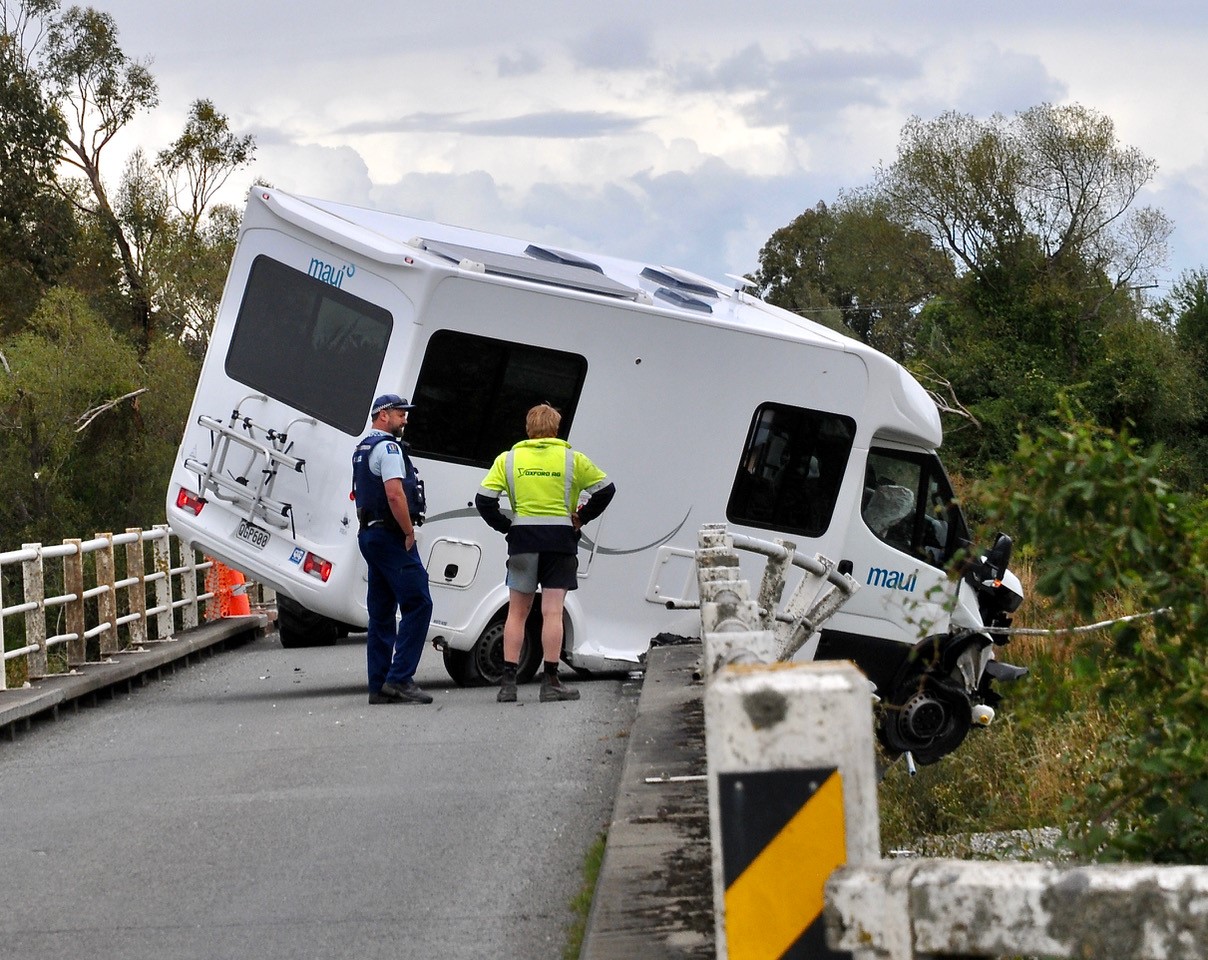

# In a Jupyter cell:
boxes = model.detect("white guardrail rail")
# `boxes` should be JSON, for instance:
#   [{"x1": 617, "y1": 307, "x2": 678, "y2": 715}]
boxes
[
  {"x1": 691, "y1": 524, "x2": 1208, "y2": 960},
  {"x1": 0, "y1": 524, "x2": 270, "y2": 690}
]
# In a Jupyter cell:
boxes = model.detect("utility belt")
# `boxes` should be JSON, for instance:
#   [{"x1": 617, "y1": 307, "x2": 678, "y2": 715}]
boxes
[{"x1": 357, "y1": 509, "x2": 424, "y2": 534}]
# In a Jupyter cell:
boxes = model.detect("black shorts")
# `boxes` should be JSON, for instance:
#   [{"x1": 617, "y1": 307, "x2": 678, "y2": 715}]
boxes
[{"x1": 505, "y1": 552, "x2": 579, "y2": 592}]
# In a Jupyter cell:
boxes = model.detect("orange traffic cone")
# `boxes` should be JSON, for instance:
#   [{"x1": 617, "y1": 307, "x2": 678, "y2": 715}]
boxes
[
  {"x1": 224, "y1": 567, "x2": 252, "y2": 616},
  {"x1": 206, "y1": 560, "x2": 252, "y2": 618}
]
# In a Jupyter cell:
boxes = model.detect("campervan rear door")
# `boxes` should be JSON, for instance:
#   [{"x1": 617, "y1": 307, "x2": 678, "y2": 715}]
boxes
[{"x1": 169, "y1": 225, "x2": 421, "y2": 624}]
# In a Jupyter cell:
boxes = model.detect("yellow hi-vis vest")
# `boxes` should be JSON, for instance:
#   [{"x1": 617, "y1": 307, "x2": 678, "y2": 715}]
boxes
[{"x1": 480, "y1": 437, "x2": 608, "y2": 525}]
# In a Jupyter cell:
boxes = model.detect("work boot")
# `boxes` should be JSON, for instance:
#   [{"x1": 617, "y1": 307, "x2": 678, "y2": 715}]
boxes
[
  {"x1": 539, "y1": 674, "x2": 580, "y2": 702},
  {"x1": 497, "y1": 679, "x2": 517, "y2": 703}
]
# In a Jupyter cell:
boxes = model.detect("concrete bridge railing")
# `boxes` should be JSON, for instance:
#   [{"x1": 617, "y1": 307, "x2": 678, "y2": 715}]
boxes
[{"x1": 692, "y1": 523, "x2": 1208, "y2": 960}]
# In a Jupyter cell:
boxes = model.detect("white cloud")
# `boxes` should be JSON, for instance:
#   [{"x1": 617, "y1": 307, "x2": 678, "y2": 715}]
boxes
[{"x1": 70, "y1": 0, "x2": 1208, "y2": 287}]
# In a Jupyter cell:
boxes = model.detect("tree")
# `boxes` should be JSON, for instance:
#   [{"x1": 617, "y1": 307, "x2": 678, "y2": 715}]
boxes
[
  {"x1": 1153, "y1": 268, "x2": 1208, "y2": 488},
  {"x1": 158, "y1": 98, "x2": 255, "y2": 237},
  {"x1": 41, "y1": 3, "x2": 159, "y2": 350},
  {"x1": 752, "y1": 195, "x2": 954, "y2": 361},
  {"x1": 0, "y1": 4, "x2": 75, "y2": 327},
  {"x1": 836, "y1": 102, "x2": 1188, "y2": 472},
  {"x1": 153, "y1": 202, "x2": 240, "y2": 355},
  {"x1": 877, "y1": 104, "x2": 1171, "y2": 296},
  {"x1": 5, "y1": 3, "x2": 254, "y2": 355}
]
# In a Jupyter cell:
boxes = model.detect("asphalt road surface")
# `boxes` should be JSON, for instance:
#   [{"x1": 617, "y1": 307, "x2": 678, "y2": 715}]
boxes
[{"x1": 0, "y1": 631, "x2": 641, "y2": 959}]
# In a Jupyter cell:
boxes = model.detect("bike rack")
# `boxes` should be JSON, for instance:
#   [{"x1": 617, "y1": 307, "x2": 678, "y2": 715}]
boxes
[{"x1": 183, "y1": 394, "x2": 316, "y2": 533}]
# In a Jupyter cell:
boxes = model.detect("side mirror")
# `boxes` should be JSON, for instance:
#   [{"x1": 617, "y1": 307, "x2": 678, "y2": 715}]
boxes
[{"x1": 984, "y1": 532, "x2": 1013, "y2": 581}]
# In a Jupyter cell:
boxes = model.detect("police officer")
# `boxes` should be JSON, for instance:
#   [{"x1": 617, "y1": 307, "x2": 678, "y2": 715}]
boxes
[
  {"x1": 352, "y1": 394, "x2": 434, "y2": 704},
  {"x1": 475, "y1": 403, "x2": 616, "y2": 703}
]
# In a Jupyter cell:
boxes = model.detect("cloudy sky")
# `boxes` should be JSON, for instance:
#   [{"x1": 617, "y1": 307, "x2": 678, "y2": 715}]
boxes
[{"x1": 84, "y1": 0, "x2": 1208, "y2": 297}]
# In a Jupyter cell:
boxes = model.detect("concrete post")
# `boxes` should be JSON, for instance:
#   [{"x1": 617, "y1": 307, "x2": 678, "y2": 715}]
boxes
[
  {"x1": 706, "y1": 660, "x2": 880, "y2": 959},
  {"x1": 827, "y1": 859, "x2": 1208, "y2": 959},
  {"x1": 22, "y1": 543, "x2": 47, "y2": 680},
  {"x1": 152, "y1": 526, "x2": 173, "y2": 639},
  {"x1": 124, "y1": 529, "x2": 147, "y2": 647},
  {"x1": 95, "y1": 533, "x2": 119, "y2": 656}
]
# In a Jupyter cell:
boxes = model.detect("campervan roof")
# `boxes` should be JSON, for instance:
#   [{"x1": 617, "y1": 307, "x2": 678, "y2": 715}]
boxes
[{"x1": 255, "y1": 189, "x2": 923, "y2": 376}]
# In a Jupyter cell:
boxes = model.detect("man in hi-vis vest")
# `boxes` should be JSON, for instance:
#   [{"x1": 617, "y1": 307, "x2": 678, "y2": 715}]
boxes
[{"x1": 475, "y1": 404, "x2": 616, "y2": 703}]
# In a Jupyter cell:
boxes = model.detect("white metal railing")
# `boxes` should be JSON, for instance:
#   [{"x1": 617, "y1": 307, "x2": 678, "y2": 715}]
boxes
[{"x1": 0, "y1": 524, "x2": 269, "y2": 691}]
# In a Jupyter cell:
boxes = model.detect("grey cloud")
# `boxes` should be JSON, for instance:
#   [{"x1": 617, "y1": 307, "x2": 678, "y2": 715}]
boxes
[
  {"x1": 336, "y1": 110, "x2": 649, "y2": 138},
  {"x1": 668, "y1": 43, "x2": 920, "y2": 133},
  {"x1": 497, "y1": 49, "x2": 543, "y2": 77},
  {"x1": 367, "y1": 160, "x2": 838, "y2": 283},
  {"x1": 944, "y1": 47, "x2": 1067, "y2": 117},
  {"x1": 568, "y1": 24, "x2": 655, "y2": 71}
]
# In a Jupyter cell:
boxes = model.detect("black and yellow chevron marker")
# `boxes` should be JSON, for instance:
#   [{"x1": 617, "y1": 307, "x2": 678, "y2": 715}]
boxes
[{"x1": 718, "y1": 767, "x2": 850, "y2": 960}]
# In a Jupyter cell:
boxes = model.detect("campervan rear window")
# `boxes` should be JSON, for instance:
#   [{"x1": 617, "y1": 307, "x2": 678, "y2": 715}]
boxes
[
  {"x1": 727, "y1": 403, "x2": 856, "y2": 538},
  {"x1": 224, "y1": 256, "x2": 393, "y2": 435},
  {"x1": 406, "y1": 330, "x2": 587, "y2": 467}
]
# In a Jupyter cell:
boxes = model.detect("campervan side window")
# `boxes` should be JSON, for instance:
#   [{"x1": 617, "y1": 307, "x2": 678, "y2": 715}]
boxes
[
  {"x1": 727, "y1": 404, "x2": 856, "y2": 538},
  {"x1": 406, "y1": 330, "x2": 587, "y2": 467},
  {"x1": 224, "y1": 256, "x2": 393, "y2": 435},
  {"x1": 862, "y1": 447, "x2": 969, "y2": 567}
]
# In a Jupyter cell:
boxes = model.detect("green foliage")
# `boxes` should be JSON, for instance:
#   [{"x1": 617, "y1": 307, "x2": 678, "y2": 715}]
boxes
[
  {"x1": 0, "y1": 287, "x2": 140, "y2": 540},
  {"x1": 0, "y1": 25, "x2": 75, "y2": 327},
  {"x1": 0, "y1": 288, "x2": 200, "y2": 544},
  {"x1": 158, "y1": 99, "x2": 256, "y2": 232},
  {"x1": 751, "y1": 195, "x2": 954, "y2": 360},
  {"x1": 975, "y1": 405, "x2": 1208, "y2": 862}
]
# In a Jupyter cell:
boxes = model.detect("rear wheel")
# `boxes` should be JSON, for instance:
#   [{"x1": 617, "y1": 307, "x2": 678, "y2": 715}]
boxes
[
  {"x1": 446, "y1": 608, "x2": 542, "y2": 686},
  {"x1": 442, "y1": 646, "x2": 476, "y2": 686},
  {"x1": 276, "y1": 595, "x2": 339, "y2": 648}
]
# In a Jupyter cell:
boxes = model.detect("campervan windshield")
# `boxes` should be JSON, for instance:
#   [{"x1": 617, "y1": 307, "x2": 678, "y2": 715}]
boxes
[{"x1": 862, "y1": 447, "x2": 969, "y2": 567}]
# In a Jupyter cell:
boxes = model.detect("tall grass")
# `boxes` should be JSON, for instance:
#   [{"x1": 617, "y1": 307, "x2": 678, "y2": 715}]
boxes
[{"x1": 878, "y1": 554, "x2": 1142, "y2": 855}]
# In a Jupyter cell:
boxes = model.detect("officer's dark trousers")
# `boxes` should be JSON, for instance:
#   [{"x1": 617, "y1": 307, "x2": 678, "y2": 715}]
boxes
[{"x1": 357, "y1": 527, "x2": 433, "y2": 691}]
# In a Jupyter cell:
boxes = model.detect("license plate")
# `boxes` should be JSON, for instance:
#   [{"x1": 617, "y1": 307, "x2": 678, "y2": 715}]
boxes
[{"x1": 236, "y1": 519, "x2": 270, "y2": 550}]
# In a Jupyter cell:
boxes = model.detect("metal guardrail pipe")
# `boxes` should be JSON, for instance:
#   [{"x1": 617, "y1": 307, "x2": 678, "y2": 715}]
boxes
[
  {"x1": 694, "y1": 523, "x2": 1208, "y2": 959},
  {"x1": 0, "y1": 525, "x2": 268, "y2": 691}
]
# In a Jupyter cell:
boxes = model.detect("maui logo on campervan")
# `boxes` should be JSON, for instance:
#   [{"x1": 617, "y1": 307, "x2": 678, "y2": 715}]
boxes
[
  {"x1": 866, "y1": 566, "x2": 918, "y2": 593},
  {"x1": 307, "y1": 257, "x2": 355, "y2": 288}
]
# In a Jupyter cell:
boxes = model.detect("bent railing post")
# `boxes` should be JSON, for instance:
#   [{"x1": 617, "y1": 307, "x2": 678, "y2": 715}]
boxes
[{"x1": 696, "y1": 523, "x2": 875, "y2": 959}]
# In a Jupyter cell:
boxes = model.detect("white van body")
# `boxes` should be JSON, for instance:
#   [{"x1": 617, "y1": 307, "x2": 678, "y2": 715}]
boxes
[{"x1": 168, "y1": 187, "x2": 1024, "y2": 761}]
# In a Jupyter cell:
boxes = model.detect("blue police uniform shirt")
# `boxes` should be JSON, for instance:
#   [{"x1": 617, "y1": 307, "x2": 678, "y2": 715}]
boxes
[{"x1": 367, "y1": 430, "x2": 405, "y2": 484}]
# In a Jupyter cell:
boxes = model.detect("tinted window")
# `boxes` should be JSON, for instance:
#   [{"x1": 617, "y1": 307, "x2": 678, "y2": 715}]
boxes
[
  {"x1": 862, "y1": 448, "x2": 969, "y2": 567},
  {"x1": 406, "y1": 330, "x2": 587, "y2": 467},
  {"x1": 225, "y1": 256, "x2": 393, "y2": 435},
  {"x1": 727, "y1": 404, "x2": 856, "y2": 538}
]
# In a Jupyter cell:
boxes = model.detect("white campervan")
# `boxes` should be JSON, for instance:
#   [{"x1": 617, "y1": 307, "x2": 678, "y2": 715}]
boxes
[{"x1": 168, "y1": 186, "x2": 1026, "y2": 763}]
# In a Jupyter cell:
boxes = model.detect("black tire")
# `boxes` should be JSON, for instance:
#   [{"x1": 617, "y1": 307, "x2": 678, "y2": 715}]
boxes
[
  {"x1": 461, "y1": 610, "x2": 542, "y2": 686},
  {"x1": 276, "y1": 595, "x2": 339, "y2": 648},
  {"x1": 442, "y1": 646, "x2": 476, "y2": 687}
]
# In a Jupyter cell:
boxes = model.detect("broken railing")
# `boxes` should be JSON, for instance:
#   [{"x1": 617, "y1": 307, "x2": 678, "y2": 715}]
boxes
[{"x1": 684, "y1": 524, "x2": 1208, "y2": 960}]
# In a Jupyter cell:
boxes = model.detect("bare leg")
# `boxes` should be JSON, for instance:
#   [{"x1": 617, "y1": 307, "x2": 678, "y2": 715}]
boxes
[
  {"x1": 504, "y1": 589, "x2": 534, "y2": 663},
  {"x1": 539, "y1": 588, "x2": 567, "y2": 662}
]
